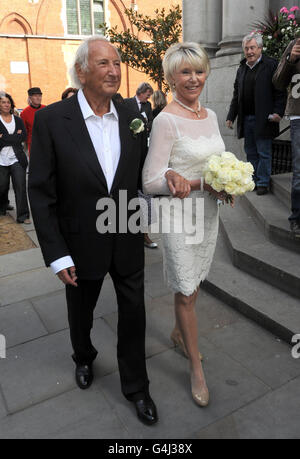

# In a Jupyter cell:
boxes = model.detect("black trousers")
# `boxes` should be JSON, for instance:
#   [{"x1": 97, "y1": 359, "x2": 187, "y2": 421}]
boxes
[
  {"x1": 66, "y1": 266, "x2": 149, "y2": 399},
  {"x1": 0, "y1": 163, "x2": 29, "y2": 221}
]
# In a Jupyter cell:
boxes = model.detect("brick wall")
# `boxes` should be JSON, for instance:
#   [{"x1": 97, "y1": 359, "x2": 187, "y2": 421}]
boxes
[{"x1": 0, "y1": 0, "x2": 180, "y2": 108}]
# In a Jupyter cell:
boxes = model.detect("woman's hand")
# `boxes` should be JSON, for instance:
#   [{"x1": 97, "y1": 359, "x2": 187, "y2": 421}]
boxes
[
  {"x1": 205, "y1": 184, "x2": 235, "y2": 208},
  {"x1": 165, "y1": 170, "x2": 191, "y2": 199}
]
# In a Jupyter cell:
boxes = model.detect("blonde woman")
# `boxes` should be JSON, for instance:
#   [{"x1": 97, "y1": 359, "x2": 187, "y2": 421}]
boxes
[
  {"x1": 143, "y1": 43, "x2": 228, "y2": 407},
  {"x1": 152, "y1": 90, "x2": 167, "y2": 119}
]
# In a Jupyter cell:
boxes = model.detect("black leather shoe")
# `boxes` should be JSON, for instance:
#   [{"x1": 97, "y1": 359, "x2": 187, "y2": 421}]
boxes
[
  {"x1": 75, "y1": 364, "x2": 94, "y2": 390},
  {"x1": 256, "y1": 187, "x2": 268, "y2": 196},
  {"x1": 290, "y1": 221, "x2": 300, "y2": 237},
  {"x1": 132, "y1": 396, "x2": 158, "y2": 426},
  {"x1": 6, "y1": 205, "x2": 14, "y2": 211}
]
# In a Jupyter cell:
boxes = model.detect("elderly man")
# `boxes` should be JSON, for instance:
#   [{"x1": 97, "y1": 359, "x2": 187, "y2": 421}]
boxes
[
  {"x1": 20, "y1": 87, "x2": 45, "y2": 156},
  {"x1": 273, "y1": 37, "x2": 300, "y2": 236},
  {"x1": 227, "y1": 33, "x2": 287, "y2": 195},
  {"x1": 28, "y1": 36, "x2": 158, "y2": 425}
]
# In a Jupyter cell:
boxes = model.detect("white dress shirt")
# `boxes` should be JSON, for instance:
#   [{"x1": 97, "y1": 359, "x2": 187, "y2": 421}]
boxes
[
  {"x1": 0, "y1": 116, "x2": 18, "y2": 167},
  {"x1": 50, "y1": 89, "x2": 121, "y2": 275},
  {"x1": 135, "y1": 95, "x2": 142, "y2": 112}
]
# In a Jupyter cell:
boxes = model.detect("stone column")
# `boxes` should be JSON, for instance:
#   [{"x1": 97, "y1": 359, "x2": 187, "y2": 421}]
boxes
[
  {"x1": 183, "y1": 0, "x2": 222, "y2": 57},
  {"x1": 217, "y1": 0, "x2": 270, "y2": 57}
]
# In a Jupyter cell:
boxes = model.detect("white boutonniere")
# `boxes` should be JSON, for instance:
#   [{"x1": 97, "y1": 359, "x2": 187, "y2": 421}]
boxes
[{"x1": 130, "y1": 118, "x2": 145, "y2": 137}]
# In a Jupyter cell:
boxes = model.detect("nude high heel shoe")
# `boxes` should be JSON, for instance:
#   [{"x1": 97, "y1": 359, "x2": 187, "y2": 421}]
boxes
[
  {"x1": 191, "y1": 383, "x2": 210, "y2": 407},
  {"x1": 171, "y1": 330, "x2": 203, "y2": 361},
  {"x1": 191, "y1": 369, "x2": 210, "y2": 407}
]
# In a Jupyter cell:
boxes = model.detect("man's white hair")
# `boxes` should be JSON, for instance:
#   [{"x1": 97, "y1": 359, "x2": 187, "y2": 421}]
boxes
[
  {"x1": 69, "y1": 35, "x2": 121, "y2": 89},
  {"x1": 243, "y1": 33, "x2": 263, "y2": 49}
]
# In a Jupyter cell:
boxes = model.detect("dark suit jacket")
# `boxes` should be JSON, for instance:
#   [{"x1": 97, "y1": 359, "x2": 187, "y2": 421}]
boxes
[
  {"x1": 28, "y1": 95, "x2": 148, "y2": 279},
  {"x1": 0, "y1": 115, "x2": 28, "y2": 169},
  {"x1": 226, "y1": 55, "x2": 287, "y2": 139},
  {"x1": 125, "y1": 97, "x2": 153, "y2": 132}
]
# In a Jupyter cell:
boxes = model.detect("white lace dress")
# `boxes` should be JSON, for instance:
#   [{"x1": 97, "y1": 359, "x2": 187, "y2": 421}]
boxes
[{"x1": 142, "y1": 109, "x2": 226, "y2": 296}]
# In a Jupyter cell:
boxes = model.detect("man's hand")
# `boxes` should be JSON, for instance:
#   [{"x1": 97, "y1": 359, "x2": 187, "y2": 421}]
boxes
[
  {"x1": 269, "y1": 113, "x2": 282, "y2": 123},
  {"x1": 57, "y1": 266, "x2": 78, "y2": 287},
  {"x1": 290, "y1": 39, "x2": 300, "y2": 63},
  {"x1": 165, "y1": 170, "x2": 191, "y2": 199},
  {"x1": 226, "y1": 120, "x2": 233, "y2": 129}
]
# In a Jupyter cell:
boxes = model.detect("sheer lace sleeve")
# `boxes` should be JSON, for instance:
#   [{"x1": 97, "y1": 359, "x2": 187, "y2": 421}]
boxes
[{"x1": 142, "y1": 113, "x2": 175, "y2": 195}]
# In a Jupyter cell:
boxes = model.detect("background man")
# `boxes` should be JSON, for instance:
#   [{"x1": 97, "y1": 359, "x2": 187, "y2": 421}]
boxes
[
  {"x1": 28, "y1": 36, "x2": 158, "y2": 426},
  {"x1": 125, "y1": 82, "x2": 154, "y2": 134},
  {"x1": 20, "y1": 87, "x2": 45, "y2": 156},
  {"x1": 226, "y1": 33, "x2": 287, "y2": 196},
  {"x1": 273, "y1": 36, "x2": 300, "y2": 236},
  {"x1": 126, "y1": 82, "x2": 157, "y2": 249}
]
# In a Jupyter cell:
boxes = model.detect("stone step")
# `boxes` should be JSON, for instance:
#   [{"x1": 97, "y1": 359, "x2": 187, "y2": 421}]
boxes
[
  {"x1": 220, "y1": 201, "x2": 300, "y2": 299},
  {"x1": 203, "y1": 232, "x2": 300, "y2": 344},
  {"x1": 270, "y1": 173, "x2": 292, "y2": 209},
  {"x1": 241, "y1": 191, "x2": 300, "y2": 254}
]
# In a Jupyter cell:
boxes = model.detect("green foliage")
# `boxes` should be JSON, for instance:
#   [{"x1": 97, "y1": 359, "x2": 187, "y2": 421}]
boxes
[
  {"x1": 252, "y1": 7, "x2": 300, "y2": 59},
  {"x1": 101, "y1": 5, "x2": 182, "y2": 91}
]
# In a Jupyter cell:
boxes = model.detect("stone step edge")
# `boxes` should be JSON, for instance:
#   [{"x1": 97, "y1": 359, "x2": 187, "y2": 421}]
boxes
[
  {"x1": 202, "y1": 278, "x2": 294, "y2": 345},
  {"x1": 241, "y1": 195, "x2": 300, "y2": 254},
  {"x1": 270, "y1": 178, "x2": 291, "y2": 209},
  {"x1": 220, "y1": 219, "x2": 300, "y2": 300}
]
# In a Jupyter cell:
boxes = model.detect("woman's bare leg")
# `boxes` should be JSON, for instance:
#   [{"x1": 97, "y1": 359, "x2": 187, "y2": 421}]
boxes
[{"x1": 174, "y1": 289, "x2": 209, "y2": 404}]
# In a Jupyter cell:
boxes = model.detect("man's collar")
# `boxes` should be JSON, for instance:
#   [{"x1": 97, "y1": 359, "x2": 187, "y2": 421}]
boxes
[
  {"x1": 246, "y1": 55, "x2": 263, "y2": 69},
  {"x1": 77, "y1": 89, "x2": 118, "y2": 120}
]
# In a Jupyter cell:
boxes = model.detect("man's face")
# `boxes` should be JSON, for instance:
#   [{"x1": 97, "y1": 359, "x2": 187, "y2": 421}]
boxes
[
  {"x1": 78, "y1": 41, "x2": 121, "y2": 97},
  {"x1": 243, "y1": 39, "x2": 263, "y2": 65},
  {"x1": 30, "y1": 94, "x2": 42, "y2": 107},
  {"x1": 138, "y1": 89, "x2": 152, "y2": 103}
]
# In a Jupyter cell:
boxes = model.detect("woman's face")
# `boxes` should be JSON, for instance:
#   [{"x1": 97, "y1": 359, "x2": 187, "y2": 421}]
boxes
[
  {"x1": 172, "y1": 62, "x2": 206, "y2": 104},
  {"x1": 0, "y1": 97, "x2": 12, "y2": 115}
]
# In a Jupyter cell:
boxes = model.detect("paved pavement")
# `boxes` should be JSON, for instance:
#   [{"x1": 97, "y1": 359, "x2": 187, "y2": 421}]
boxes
[{"x1": 0, "y1": 193, "x2": 300, "y2": 439}]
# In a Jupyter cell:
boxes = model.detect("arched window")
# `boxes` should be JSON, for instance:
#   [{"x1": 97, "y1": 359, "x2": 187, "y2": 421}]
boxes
[{"x1": 66, "y1": 0, "x2": 105, "y2": 36}]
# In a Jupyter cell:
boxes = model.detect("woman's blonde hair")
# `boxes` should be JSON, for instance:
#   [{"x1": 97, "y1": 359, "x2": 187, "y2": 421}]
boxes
[
  {"x1": 152, "y1": 90, "x2": 167, "y2": 110},
  {"x1": 163, "y1": 42, "x2": 210, "y2": 90}
]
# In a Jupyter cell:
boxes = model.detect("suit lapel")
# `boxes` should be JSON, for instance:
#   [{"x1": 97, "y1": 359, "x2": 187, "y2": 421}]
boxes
[
  {"x1": 111, "y1": 104, "x2": 134, "y2": 192},
  {"x1": 62, "y1": 97, "x2": 108, "y2": 192}
]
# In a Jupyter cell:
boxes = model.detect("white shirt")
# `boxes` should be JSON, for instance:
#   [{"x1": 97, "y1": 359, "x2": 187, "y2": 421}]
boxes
[
  {"x1": 135, "y1": 95, "x2": 142, "y2": 111},
  {"x1": 50, "y1": 89, "x2": 121, "y2": 275},
  {"x1": 290, "y1": 116, "x2": 300, "y2": 120},
  {"x1": 0, "y1": 116, "x2": 18, "y2": 167}
]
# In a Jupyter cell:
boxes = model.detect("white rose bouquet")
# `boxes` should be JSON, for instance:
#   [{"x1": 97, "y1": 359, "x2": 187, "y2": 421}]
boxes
[{"x1": 203, "y1": 152, "x2": 255, "y2": 204}]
